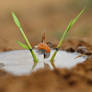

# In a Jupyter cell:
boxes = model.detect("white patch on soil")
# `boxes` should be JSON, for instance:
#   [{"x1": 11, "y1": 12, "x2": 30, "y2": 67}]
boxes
[{"x1": 0, "y1": 50, "x2": 87, "y2": 75}]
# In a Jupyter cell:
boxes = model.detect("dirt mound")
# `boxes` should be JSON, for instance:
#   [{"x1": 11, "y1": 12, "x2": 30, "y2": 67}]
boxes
[{"x1": 0, "y1": 40, "x2": 92, "y2": 92}]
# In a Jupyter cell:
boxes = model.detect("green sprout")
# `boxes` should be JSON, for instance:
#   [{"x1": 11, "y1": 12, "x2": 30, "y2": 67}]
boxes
[
  {"x1": 50, "y1": 8, "x2": 86, "y2": 63},
  {"x1": 11, "y1": 8, "x2": 85, "y2": 69},
  {"x1": 11, "y1": 12, "x2": 39, "y2": 65}
]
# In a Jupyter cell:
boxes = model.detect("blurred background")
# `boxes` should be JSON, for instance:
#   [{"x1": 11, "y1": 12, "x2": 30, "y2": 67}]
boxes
[{"x1": 0, "y1": 0, "x2": 92, "y2": 50}]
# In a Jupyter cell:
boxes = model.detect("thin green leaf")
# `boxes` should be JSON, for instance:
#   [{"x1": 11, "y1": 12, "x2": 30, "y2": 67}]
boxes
[
  {"x1": 57, "y1": 8, "x2": 85, "y2": 49},
  {"x1": 11, "y1": 12, "x2": 21, "y2": 28},
  {"x1": 12, "y1": 12, "x2": 38, "y2": 63},
  {"x1": 57, "y1": 20, "x2": 73, "y2": 48},
  {"x1": 16, "y1": 41, "x2": 29, "y2": 49},
  {"x1": 50, "y1": 8, "x2": 85, "y2": 63},
  {"x1": 11, "y1": 12, "x2": 32, "y2": 49},
  {"x1": 72, "y1": 8, "x2": 85, "y2": 25}
]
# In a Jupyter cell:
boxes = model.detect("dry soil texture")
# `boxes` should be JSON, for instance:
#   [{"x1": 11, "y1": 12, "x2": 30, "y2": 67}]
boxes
[{"x1": 0, "y1": 40, "x2": 92, "y2": 92}]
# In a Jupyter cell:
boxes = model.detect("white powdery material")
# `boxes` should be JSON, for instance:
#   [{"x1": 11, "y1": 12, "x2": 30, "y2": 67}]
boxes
[{"x1": 0, "y1": 50, "x2": 87, "y2": 76}]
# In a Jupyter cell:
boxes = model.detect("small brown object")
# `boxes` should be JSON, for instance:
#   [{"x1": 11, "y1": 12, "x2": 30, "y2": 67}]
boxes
[
  {"x1": 35, "y1": 32, "x2": 51, "y2": 58},
  {"x1": 66, "y1": 48, "x2": 75, "y2": 53}
]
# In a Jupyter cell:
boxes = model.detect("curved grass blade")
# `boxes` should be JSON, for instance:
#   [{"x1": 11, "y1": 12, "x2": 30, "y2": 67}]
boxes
[
  {"x1": 11, "y1": 12, "x2": 31, "y2": 49},
  {"x1": 16, "y1": 41, "x2": 29, "y2": 49},
  {"x1": 11, "y1": 12, "x2": 38, "y2": 63},
  {"x1": 50, "y1": 8, "x2": 85, "y2": 63}
]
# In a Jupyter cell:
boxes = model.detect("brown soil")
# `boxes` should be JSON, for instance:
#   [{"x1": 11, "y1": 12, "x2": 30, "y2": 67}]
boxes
[{"x1": 0, "y1": 40, "x2": 92, "y2": 92}]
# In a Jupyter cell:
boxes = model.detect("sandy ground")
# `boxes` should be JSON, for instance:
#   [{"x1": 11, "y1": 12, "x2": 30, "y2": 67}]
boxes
[{"x1": 0, "y1": 40, "x2": 92, "y2": 92}]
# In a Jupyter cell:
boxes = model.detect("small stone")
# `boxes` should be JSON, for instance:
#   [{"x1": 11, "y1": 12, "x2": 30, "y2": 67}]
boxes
[
  {"x1": 77, "y1": 46, "x2": 87, "y2": 54},
  {"x1": 66, "y1": 48, "x2": 75, "y2": 53}
]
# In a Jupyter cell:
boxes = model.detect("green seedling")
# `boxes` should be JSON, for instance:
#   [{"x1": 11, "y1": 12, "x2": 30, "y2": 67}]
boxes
[
  {"x1": 11, "y1": 8, "x2": 85, "y2": 69},
  {"x1": 11, "y1": 12, "x2": 39, "y2": 65},
  {"x1": 50, "y1": 8, "x2": 85, "y2": 63}
]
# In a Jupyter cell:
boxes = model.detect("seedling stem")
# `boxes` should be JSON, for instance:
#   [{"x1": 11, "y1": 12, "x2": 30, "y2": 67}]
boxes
[
  {"x1": 50, "y1": 8, "x2": 86, "y2": 63},
  {"x1": 11, "y1": 12, "x2": 38, "y2": 63}
]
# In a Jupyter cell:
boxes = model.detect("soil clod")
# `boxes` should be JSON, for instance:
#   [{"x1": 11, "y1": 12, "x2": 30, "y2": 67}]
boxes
[{"x1": 66, "y1": 48, "x2": 75, "y2": 53}]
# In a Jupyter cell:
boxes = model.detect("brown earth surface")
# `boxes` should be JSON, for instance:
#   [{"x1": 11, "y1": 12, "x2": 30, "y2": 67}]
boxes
[{"x1": 0, "y1": 40, "x2": 92, "y2": 92}]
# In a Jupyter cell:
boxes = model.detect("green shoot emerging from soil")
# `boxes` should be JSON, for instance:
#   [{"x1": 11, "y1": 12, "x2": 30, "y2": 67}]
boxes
[
  {"x1": 11, "y1": 8, "x2": 85, "y2": 69},
  {"x1": 50, "y1": 8, "x2": 85, "y2": 63},
  {"x1": 11, "y1": 12, "x2": 39, "y2": 65}
]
